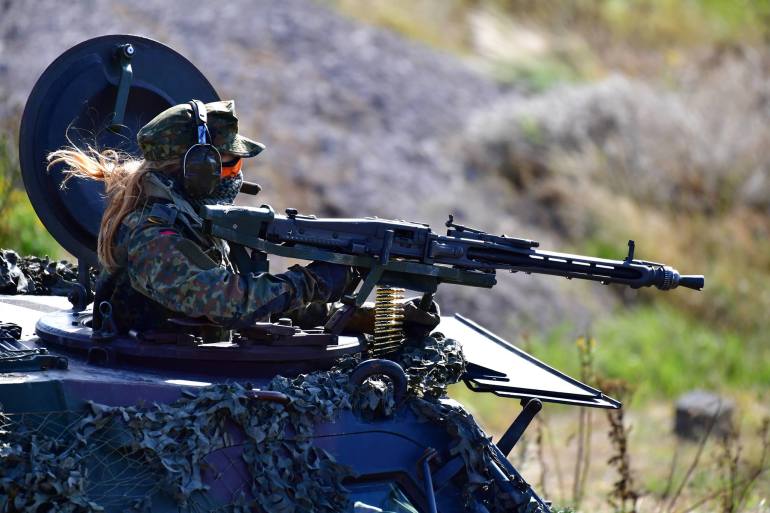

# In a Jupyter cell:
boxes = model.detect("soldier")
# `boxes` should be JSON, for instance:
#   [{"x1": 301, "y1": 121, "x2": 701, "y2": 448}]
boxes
[{"x1": 48, "y1": 100, "x2": 354, "y2": 334}]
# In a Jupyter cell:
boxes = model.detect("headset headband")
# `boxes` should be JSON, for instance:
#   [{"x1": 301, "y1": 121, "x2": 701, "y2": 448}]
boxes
[{"x1": 189, "y1": 99, "x2": 208, "y2": 145}]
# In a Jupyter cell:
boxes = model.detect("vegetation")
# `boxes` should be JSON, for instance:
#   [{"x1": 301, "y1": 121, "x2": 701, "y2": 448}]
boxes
[
  {"x1": 451, "y1": 338, "x2": 770, "y2": 513},
  {"x1": 332, "y1": 0, "x2": 770, "y2": 90},
  {"x1": 0, "y1": 133, "x2": 62, "y2": 258},
  {"x1": 330, "y1": 0, "x2": 770, "y2": 396},
  {"x1": 526, "y1": 307, "x2": 765, "y2": 403},
  {"x1": 334, "y1": 1, "x2": 770, "y2": 510}
]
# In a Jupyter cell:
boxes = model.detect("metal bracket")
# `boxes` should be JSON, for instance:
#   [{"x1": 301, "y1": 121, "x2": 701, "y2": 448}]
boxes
[
  {"x1": 0, "y1": 323, "x2": 68, "y2": 372},
  {"x1": 67, "y1": 257, "x2": 93, "y2": 312},
  {"x1": 324, "y1": 304, "x2": 357, "y2": 335},
  {"x1": 497, "y1": 398, "x2": 543, "y2": 456},
  {"x1": 110, "y1": 43, "x2": 135, "y2": 129},
  {"x1": 229, "y1": 243, "x2": 269, "y2": 275},
  {"x1": 324, "y1": 264, "x2": 384, "y2": 335},
  {"x1": 91, "y1": 301, "x2": 117, "y2": 343},
  {"x1": 417, "y1": 448, "x2": 439, "y2": 513},
  {"x1": 350, "y1": 265, "x2": 384, "y2": 307}
]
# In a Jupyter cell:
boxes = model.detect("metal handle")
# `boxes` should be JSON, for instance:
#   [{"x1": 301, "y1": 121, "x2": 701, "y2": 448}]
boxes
[
  {"x1": 110, "y1": 43, "x2": 134, "y2": 129},
  {"x1": 349, "y1": 359, "x2": 408, "y2": 406}
]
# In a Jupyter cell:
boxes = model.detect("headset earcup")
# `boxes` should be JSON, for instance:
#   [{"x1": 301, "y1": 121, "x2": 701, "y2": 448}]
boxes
[{"x1": 183, "y1": 144, "x2": 222, "y2": 198}]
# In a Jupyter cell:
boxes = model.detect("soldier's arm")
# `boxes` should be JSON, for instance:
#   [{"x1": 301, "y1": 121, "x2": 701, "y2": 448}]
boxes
[{"x1": 126, "y1": 223, "x2": 330, "y2": 328}]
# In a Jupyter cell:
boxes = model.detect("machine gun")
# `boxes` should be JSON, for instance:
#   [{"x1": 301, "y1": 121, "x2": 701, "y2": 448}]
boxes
[{"x1": 201, "y1": 204, "x2": 704, "y2": 333}]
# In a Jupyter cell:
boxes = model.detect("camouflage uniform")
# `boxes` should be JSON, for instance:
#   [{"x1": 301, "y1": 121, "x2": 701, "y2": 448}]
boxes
[{"x1": 95, "y1": 101, "x2": 342, "y2": 334}]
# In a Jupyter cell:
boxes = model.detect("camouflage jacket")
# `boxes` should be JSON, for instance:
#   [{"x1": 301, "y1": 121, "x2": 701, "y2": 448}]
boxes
[{"x1": 97, "y1": 171, "x2": 334, "y2": 334}]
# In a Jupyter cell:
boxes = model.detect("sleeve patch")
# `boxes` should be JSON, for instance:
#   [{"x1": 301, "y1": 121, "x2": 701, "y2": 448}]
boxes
[{"x1": 147, "y1": 202, "x2": 179, "y2": 226}]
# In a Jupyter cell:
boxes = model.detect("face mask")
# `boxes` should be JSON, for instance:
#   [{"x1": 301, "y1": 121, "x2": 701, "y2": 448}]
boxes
[{"x1": 204, "y1": 171, "x2": 243, "y2": 205}]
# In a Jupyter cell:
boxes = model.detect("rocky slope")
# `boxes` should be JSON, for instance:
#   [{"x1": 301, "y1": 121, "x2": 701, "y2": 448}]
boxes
[{"x1": 0, "y1": 0, "x2": 615, "y2": 335}]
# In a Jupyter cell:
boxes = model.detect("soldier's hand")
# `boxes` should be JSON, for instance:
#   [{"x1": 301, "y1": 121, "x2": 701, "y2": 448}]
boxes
[{"x1": 305, "y1": 261, "x2": 356, "y2": 302}]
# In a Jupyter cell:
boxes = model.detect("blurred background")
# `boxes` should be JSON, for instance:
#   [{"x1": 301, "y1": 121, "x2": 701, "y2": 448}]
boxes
[{"x1": 1, "y1": 1, "x2": 769, "y2": 511}]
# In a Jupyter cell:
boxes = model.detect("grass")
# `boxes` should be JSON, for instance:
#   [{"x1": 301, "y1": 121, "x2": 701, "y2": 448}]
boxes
[
  {"x1": 593, "y1": 0, "x2": 770, "y2": 48},
  {"x1": 530, "y1": 305, "x2": 768, "y2": 402},
  {"x1": 0, "y1": 133, "x2": 62, "y2": 258},
  {"x1": 451, "y1": 300, "x2": 768, "y2": 408},
  {"x1": 330, "y1": 0, "x2": 770, "y2": 90},
  {"x1": 262, "y1": 3, "x2": 770, "y2": 509},
  {"x1": 328, "y1": 0, "x2": 471, "y2": 54},
  {"x1": 0, "y1": 189, "x2": 62, "y2": 257},
  {"x1": 449, "y1": 325, "x2": 770, "y2": 513},
  {"x1": 490, "y1": 57, "x2": 582, "y2": 91}
]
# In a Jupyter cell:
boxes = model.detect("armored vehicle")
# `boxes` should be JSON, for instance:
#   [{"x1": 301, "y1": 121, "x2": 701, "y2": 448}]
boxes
[{"x1": 0, "y1": 36, "x2": 702, "y2": 512}]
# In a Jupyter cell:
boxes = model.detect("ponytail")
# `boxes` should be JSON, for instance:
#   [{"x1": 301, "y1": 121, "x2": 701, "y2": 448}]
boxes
[{"x1": 47, "y1": 145, "x2": 167, "y2": 272}]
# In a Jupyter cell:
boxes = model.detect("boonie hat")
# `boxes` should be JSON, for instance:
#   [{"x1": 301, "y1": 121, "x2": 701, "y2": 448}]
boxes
[{"x1": 137, "y1": 100, "x2": 265, "y2": 162}]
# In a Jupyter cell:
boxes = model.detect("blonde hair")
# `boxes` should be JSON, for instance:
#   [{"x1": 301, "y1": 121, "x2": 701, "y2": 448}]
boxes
[{"x1": 47, "y1": 146, "x2": 175, "y2": 272}]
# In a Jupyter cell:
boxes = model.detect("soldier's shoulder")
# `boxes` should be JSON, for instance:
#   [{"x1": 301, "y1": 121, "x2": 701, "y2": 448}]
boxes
[
  {"x1": 122, "y1": 203, "x2": 181, "y2": 245},
  {"x1": 124, "y1": 203, "x2": 180, "y2": 230},
  {"x1": 121, "y1": 210, "x2": 146, "y2": 231}
]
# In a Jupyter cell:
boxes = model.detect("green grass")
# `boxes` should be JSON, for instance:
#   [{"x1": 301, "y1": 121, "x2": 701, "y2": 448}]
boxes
[
  {"x1": 332, "y1": 0, "x2": 770, "y2": 89},
  {"x1": 0, "y1": 134, "x2": 63, "y2": 258},
  {"x1": 453, "y1": 301, "x2": 768, "y2": 421},
  {"x1": 576, "y1": 235, "x2": 630, "y2": 262},
  {"x1": 527, "y1": 304, "x2": 768, "y2": 402},
  {"x1": 490, "y1": 57, "x2": 583, "y2": 91},
  {"x1": 596, "y1": 0, "x2": 770, "y2": 48},
  {"x1": 0, "y1": 189, "x2": 62, "y2": 257}
]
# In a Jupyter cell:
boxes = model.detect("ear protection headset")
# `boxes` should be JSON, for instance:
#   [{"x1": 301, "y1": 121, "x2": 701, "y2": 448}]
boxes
[{"x1": 182, "y1": 100, "x2": 222, "y2": 198}]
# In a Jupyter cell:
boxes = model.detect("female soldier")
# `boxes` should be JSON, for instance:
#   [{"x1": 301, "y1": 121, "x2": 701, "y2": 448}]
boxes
[{"x1": 48, "y1": 100, "x2": 352, "y2": 335}]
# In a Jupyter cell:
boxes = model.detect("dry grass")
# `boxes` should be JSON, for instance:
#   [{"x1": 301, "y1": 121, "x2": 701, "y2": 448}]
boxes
[{"x1": 450, "y1": 338, "x2": 770, "y2": 513}]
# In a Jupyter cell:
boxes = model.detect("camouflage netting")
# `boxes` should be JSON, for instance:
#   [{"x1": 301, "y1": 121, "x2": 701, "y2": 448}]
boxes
[
  {"x1": 0, "y1": 333, "x2": 539, "y2": 513},
  {"x1": 409, "y1": 399, "x2": 542, "y2": 513},
  {"x1": 0, "y1": 249, "x2": 90, "y2": 296},
  {"x1": 398, "y1": 333, "x2": 466, "y2": 399},
  {"x1": 0, "y1": 367, "x2": 357, "y2": 513},
  {"x1": 347, "y1": 333, "x2": 465, "y2": 423}
]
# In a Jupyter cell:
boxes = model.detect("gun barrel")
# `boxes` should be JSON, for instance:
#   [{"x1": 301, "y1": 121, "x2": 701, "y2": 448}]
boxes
[
  {"x1": 464, "y1": 245, "x2": 703, "y2": 291},
  {"x1": 678, "y1": 275, "x2": 705, "y2": 291}
]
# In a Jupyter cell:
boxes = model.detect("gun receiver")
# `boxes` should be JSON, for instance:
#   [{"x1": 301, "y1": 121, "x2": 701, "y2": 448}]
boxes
[{"x1": 201, "y1": 205, "x2": 704, "y2": 310}]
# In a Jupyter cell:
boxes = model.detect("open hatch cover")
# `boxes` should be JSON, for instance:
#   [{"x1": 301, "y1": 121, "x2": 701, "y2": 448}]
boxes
[
  {"x1": 438, "y1": 314, "x2": 620, "y2": 409},
  {"x1": 19, "y1": 35, "x2": 220, "y2": 266}
]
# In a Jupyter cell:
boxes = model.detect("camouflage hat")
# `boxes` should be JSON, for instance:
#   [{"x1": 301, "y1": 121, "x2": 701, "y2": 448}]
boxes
[{"x1": 136, "y1": 100, "x2": 265, "y2": 162}]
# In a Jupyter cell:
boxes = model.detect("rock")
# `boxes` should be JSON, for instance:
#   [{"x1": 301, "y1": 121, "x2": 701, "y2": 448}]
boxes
[{"x1": 674, "y1": 390, "x2": 735, "y2": 441}]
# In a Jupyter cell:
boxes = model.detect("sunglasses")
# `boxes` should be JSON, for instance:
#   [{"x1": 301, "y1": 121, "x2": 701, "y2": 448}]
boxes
[{"x1": 220, "y1": 157, "x2": 243, "y2": 178}]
